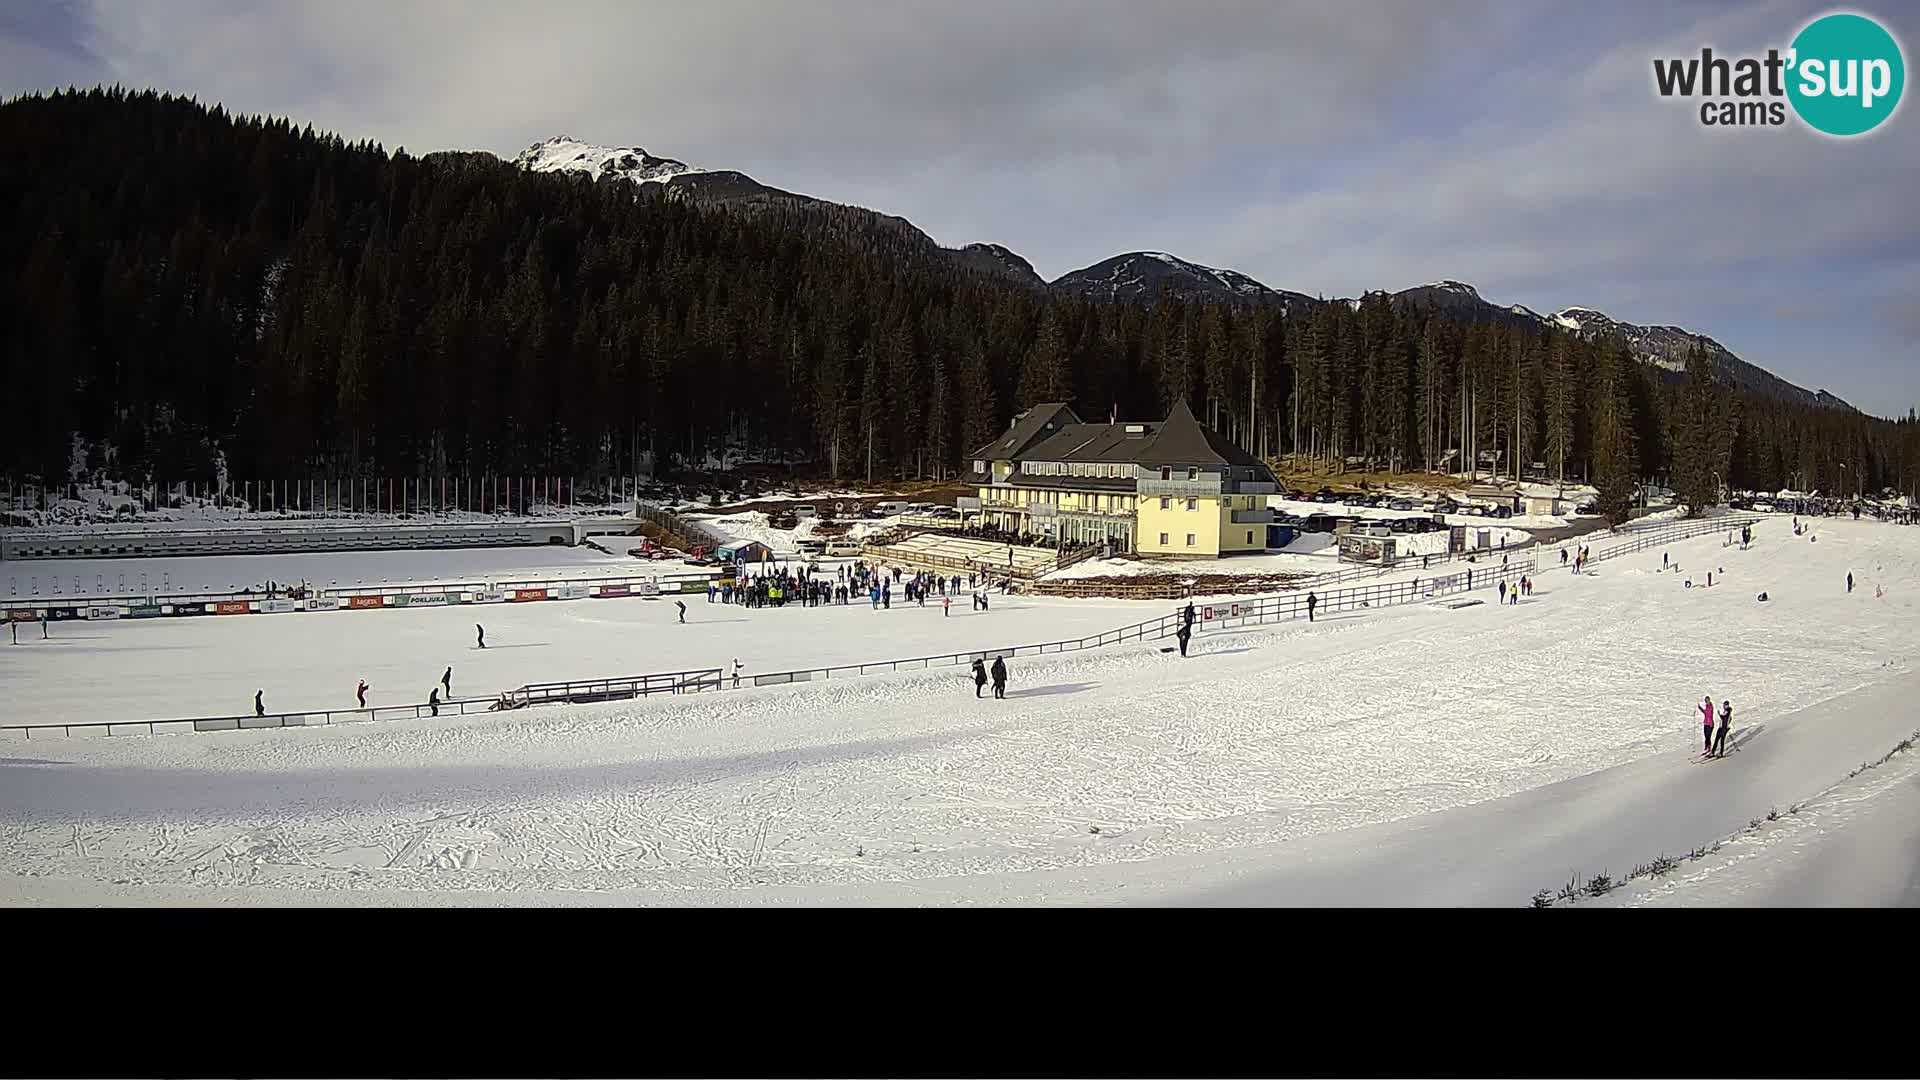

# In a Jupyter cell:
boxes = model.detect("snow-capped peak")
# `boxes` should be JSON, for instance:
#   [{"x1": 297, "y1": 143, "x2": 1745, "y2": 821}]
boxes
[
  {"x1": 513, "y1": 135, "x2": 703, "y2": 185},
  {"x1": 1419, "y1": 279, "x2": 1481, "y2": 296}
]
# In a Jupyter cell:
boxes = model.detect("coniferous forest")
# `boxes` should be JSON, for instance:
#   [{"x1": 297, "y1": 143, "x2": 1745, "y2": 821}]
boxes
[{"x1": 4, "y1": 88, "x2": 1917, "y2": 509}]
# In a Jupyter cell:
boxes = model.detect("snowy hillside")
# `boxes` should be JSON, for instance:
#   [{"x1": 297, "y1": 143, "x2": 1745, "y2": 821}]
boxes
[{"x1": 4, "y1": 513, "x2": 1915, "y2": 906}]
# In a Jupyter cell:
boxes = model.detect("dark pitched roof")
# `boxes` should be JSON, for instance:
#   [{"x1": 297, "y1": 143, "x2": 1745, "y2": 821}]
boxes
[
  {"x1": 1135, "y1": 399, "x2": 1270, "y2": 470},
  {"x1": 1021, "y1": 420, "x2": 1162, "y2": 463},
  {"x1": 977, "y1": 399, "x2": 1274, "y2": 477},
  {"x1": 969, "y1": 402, "x2": 1082, "y2": 460}
]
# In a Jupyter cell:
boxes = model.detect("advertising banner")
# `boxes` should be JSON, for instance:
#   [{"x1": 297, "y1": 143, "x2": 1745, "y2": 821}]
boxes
[
  {"x1": 473, "y1": 590, "x2": 507, "y2": 604},
  {"x1": 215, "y1": 601, "x2": 251, "y2": 615},
  {"x1": 556, "y1": 585, "x2": 589, "y2": 600},
  {"x1": 128, "y1": 605, "x2": 165, "y2": 618},
  {"x1": 86, "y1": 606, "x2": 122, "y2": 620},
  {"x1": 305, "y1": 597, "x2": 343, "y2": 611},
  {"x1": 173, "y1": 603, "x2": 210, "y2": 616},
  {"x1": 679, "y1": 580, "x2": 708, "y2": 594},
  {"x1": 260, "y1": 599, "x2": 299, "y2": 613},
  {"x1": 512, "y1": 588, "x2": 548, "y2": 602},
  {"x1": 347, "y1": 595, "x2": 386, "y2": 610},
  {"x1": 393, "y1": 593, "x2": 448, "y2": 607},
  {"x1": 596, "y1": 584, "x2": 630, "y2": 598},
  {"x1": 636, "y1": 582, "x2": 661, "y2": 598},
  {"x1": 6, "y1": 609, "x2": 36, "y2": 622},
  {"x1": 48, "y1": 606, "x2": 86, "y2": 620}
]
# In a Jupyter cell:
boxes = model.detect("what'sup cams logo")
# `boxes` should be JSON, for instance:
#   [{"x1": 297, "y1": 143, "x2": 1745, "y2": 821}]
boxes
[{"x1": 1653, "y1": 10, "x2": 1905, "y2": 135}]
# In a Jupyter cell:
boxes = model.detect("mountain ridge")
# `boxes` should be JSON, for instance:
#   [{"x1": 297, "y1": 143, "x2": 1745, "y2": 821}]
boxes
[{"x1": 509, "y1": 133, "x2": 1850, "y2": 412}]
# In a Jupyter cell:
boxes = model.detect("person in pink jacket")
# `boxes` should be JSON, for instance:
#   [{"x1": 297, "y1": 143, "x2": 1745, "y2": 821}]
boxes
[{"x1": 1700, "y1": 695, "x2": 1716, "y2": 754}]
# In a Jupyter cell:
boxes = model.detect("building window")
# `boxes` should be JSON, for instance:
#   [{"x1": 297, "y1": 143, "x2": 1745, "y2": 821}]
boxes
[
  {"x1": 1158, "y1": 532, "x2": 1168, "y2": 545},
  {"x1": 1188, "y1": 467, "x2": 1199, "y2": 481},
  {"x1": 1186, "y1": 498, "x2": 1197, "y2": 511},
  {"x1": 1186, "y1": 533, "x2": 1196, "y2": 547},
  {"x1": 1160, "y1": 497, "x2": 1170, "y2": 510},
  {"x1": 1247, "y1": 531, "x2": 1254, "y2": 544},
  {"x1": 1160, "y1": 466, "x2": 1171, "y2": 480}
]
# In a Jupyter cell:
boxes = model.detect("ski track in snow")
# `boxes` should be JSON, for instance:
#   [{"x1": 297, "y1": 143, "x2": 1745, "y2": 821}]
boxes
[{"x1": 1, "y1": 519, "x2": 1915, "y2": 904}]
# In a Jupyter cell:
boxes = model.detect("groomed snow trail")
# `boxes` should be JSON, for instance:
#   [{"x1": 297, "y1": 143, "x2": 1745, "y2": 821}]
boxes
[{"x1": 1, "y1": 519, "x2": 1914, "y2": 905}]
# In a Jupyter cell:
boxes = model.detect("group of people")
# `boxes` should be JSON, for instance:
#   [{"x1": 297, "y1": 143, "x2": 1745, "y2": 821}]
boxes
[
  {"x1": 1698, "y1": 694, "x2": 1736, "y2": 757},
  {"x1": 1559, "y1": 545, "x2": 1592, "y2": 574},
  {"x1": 1496, "y1": 576, "x2": 1534, "y2": 604},
  {"x1": 699, "y1": 559, "x2": 1006, "y2": 614},
  {"x1": 969, "y1": 654, "x2": 1010, "y2": 698}
]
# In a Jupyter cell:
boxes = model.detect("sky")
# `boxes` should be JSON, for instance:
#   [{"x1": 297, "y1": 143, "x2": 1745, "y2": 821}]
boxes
[{"x1": 4, "y1": 0, "x2": 1918, "y2": 416}]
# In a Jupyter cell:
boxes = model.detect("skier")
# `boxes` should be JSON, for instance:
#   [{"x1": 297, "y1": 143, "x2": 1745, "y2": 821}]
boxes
[
  {"x1": 1847, "y1": 571, "x2": 1854, "y2": 594},
  {"x1": 1306, "y1": 592, "x2": 1318, "y2": 622},
  {"x1": 441, "y1": 666, "x2": 452, "y2": 695},
  {"x1": 1713, "y1": 699, "x2": 1733, "y2": 757},
  {"x1": 1183, "y1": 602, "x2": 1196, "y2": 631},
  {"x1": 1699, "y1": 694, "x2": 1715, "y2": 755},
  {"x1": 1663, "y1": 551, "x2": 1669, "y2": 570},
  {"x1": 356, "y1": 679, "x2": 368, "y2": 708},
  {"x1": 254, "y1": 689, "x2": 266, "y2": 717},
  {"x1": 1560, "y1": 549, "x2": 1568, "y2": 567},
  {"x1": 732, "y1": 657, "x2": 744, "y2": 688},
  {"x1": 980, "y1": 591, "x2": 990, "y2": 612},
  {"x1": 989, "y1": 655, "x2": 1008, "y2": 699},
  {"x1": 942, "y1": 595, "x2": 951, "y2": 618},
  {"x1": 1176, "y1": 619, "x2": 1191, "y2": 657},
  {"x1": 676, "y1": 600, "x2": 687, "y2": 624},
  {"x1": 1498, "y1": 580, "x2": 1508, "y2": 603},
  {"x1": 476, "y1": 623, "x2": 487, "y2": 649},
  {"x1": 971, "y1": 657, "x2": 988, "y2": 698},
  {"x1": 40, "y1": 611, "x2": 48, "y2": 639},
  {"x1": 428, "y1": 686, "x2": 440, "y2": 716}
]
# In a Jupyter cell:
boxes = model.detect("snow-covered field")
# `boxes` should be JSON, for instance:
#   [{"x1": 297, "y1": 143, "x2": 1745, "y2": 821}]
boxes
[
  {"x1": 2, "y1": 543, "x2": 667, "y2": 601},
  {"x1": 2, "y1": 517, "x2": 1915, "y2": 906},
  {"x1": 0, "y1": 584, "x2": 1151, "y2": 725}
]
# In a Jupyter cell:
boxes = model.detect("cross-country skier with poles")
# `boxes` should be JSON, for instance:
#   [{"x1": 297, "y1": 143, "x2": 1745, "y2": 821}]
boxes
[
  {"x1": 1713, "y1": 699, "x2": 1733, "y2": 757},
  {"x1": 1699, "y1": 694, "x2": 1715, "y2": 755}
]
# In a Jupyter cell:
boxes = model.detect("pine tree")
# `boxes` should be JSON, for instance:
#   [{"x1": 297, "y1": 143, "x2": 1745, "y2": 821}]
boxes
[
  {"x1": 1672, "y1": 344, "x2": 1724, "y2": 513},
  {"x1": 1592, "y1": 341, "x2": 1638, "y2": 523}
]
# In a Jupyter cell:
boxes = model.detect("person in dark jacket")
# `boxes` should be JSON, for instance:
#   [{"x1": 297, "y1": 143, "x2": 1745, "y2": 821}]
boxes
[
  {"x1": 476, "y1": 623, "x2": 486, "y2": 649},
  {"x1": 1306, "y1": 592, "x2": 1318, "y2": 622},
  {"x1": 441, "y1": 666, "x2": 452, "y2": 695},
  {"x1": 971, "y1": 658, "x2": 988, "y2": 698},
  {"x1": 989, "y1": 656, "x2": 1008, "y2": 699},
  {"x1": 1713, "y1": 699, "x2": 1733, "y2": 757},
  {"x1": 356, "y1": 679, "x2": 368, "y2": 708},
  {"x1": 429, "y1": 686, "x2": 441, "y2": 716},
  {"x1": 1176, "y1": 621, "x2": 1191, "y2": 657},
  {"x1": 1182, "y1": 602, "x2": 1196, "y2": 630},
  {"x1": 1847, "y1": 571, "x2": 1854, "y2": 594},
  {"x1": 676, "y1": 600, "x2": 687, "y2": 623},
  {"x1": 254, "y1": 689, "x2": 265, "y2": 717}
]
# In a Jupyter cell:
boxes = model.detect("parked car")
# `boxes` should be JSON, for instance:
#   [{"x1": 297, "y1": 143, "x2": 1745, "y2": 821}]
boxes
[
  {"x1": 795, "y1": 538, "x2": 826, "y2": 555},
  {"x1": 1573, "y1": 501, "x2": 1600, "y2": 515},
  {"x1": 792, "y1": 504, "x2": 817, "y2": 520},
  {"x1": 1313, "y1": 488, "x2": 1339, "y2": 503},
  {"x1": 1488, "y1": 504, "x2": 1513, "y2": 519},
  {"x1": 1304, "y1": 513, "x2": 1339, "y2": 533},
  {"x1": 1387, "y1": 497, "x2": 1417, "y2": 511},
  {"x1": 1751, "y1": 501, "x2": 1775, "y2": 513},
  {"x1": 1432, "y1": 498, "x2": 1459, "y2": 514}
]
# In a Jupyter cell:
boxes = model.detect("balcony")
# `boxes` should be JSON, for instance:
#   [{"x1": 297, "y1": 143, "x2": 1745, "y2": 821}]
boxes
[
  {"x1": 1234, "y1": 482, "x2": 1278, "y2": 495},
  {"x1": 1137, "y1": 477, "x2": 1223, "y2": 497},
  {"x1": 1231, "y1": 508, "x2": 1274, "y2": 524}
]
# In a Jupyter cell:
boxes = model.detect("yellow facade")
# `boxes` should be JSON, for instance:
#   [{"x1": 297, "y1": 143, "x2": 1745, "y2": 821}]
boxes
[{"x1": 973, "y1": 482, "x2": 1264, "y2": 558}]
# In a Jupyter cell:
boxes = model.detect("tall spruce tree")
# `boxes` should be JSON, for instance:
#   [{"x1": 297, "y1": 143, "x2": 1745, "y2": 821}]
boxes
[{"x1": 1672, "y1": 344, "x2": 1724, "y2": 513}]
